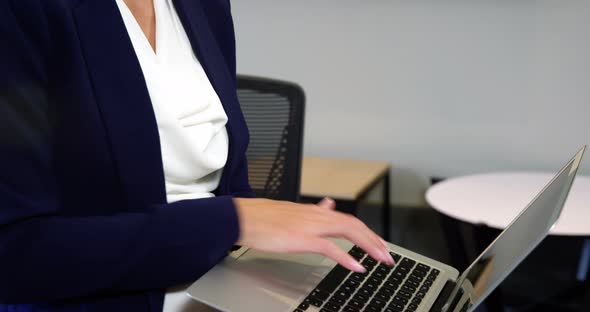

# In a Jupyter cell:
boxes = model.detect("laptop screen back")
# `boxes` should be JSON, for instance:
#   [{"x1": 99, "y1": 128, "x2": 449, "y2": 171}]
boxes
[{"x1": 445, "y1": 147, "x2": 585, "y2": 311}]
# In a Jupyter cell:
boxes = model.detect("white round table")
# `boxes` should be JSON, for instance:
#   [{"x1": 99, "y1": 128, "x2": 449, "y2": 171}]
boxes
[
  {"x1": 426, "y1": 172, "x2": 590, "y2": 236},
  {"x1": 426, "y1": 172, "x2": 590, "y2": 280}
]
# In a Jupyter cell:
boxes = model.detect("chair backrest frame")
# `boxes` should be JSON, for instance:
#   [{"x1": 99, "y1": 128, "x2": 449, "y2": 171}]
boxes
[{"x1": 237, "y1": 75, "x2": 305, "y2": 202}]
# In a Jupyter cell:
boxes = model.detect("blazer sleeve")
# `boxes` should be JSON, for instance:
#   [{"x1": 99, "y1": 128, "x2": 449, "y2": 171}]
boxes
[{"x1": 0, "y1": 2, "x2": 241, "y2": 303}]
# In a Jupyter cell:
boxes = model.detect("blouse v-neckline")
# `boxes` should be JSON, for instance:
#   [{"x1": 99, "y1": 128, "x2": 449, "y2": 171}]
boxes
[{"x1": 116, "y1": 0, "x2": 167, "y2": 61}]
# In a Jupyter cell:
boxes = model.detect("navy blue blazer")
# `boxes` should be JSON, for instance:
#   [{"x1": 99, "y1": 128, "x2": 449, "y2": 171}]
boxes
[{"x1": 0, "y1": 0, "x2": 253, "y2": 310}]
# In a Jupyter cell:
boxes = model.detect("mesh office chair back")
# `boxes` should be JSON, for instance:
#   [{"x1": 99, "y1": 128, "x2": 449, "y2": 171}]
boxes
[{"x1": 236, "y1": 75, "x2": 305, "y2": 202}]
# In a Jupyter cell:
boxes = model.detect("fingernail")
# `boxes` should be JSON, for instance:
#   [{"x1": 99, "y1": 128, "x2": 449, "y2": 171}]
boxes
[
  {"x1": 320, "y1": 197, "x2": 335, "y2": 207},
  {"x1": 352, "y1": 261, "x2": 367, "y2": 273},
  {"x1": 382, "y1": 250, "x2": 394, "y2": 265},
  {"x1": 387, "y1": 252, "x2": 395, "y2": 266}
]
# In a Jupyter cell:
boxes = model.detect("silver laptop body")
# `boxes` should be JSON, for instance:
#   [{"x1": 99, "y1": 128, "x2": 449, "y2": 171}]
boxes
[{"x1": 187, "y1": 147, "x2": 585, "y2": 312}]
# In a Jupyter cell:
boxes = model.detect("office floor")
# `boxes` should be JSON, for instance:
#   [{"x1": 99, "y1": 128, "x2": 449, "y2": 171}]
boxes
[{"x1": 357, "y1": 204, "x2": 590, "y2": 312}]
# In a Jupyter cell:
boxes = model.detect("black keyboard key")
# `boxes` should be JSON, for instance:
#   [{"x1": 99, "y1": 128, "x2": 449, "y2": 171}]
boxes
[
  {"x1": 338, "y1": 284, "x2": 355, "y2": 295},
  {"x1": 415, "y1": 263, "x2": 430, "y2": 272},
  {"x1": 364, "y1": 257, "x2": 377, "y2": 265},
  {"x1": 398, "y1": 290, "x2": 413, "y2": 299},
  {"x1": 362, "y1": 257, "x2": 377, "y2": 270},
  {"x1": 400, "y1": 258, "x2": 416, "y2": 268},
  {"x1": 407, "y1": 275, "x2": 422, "y2": 284},
  {"x1": 349, "y1": 248, "x2": 365, "y2": 261},
  {"x1": 323, "y1": 302, "x2": 341, "y2": 311},
  {"x1": 352, "y1": 293, "x2": 368, "y2": 303},
  {"x1": 401, "y1": 284, "x2": 416, "y2": 293},
  {"x1": 310, "y1": 289, "x2": 330, "y2": 301},
  {"x1": 420, "y1": 285, "x2": 430, "y2": 293},
  {"x1": 390, "y1": 252, "x2": 402, "y2": 263},
  {"x1": 369, "y1": 298, "x2": 387, "y2": 308},
  {"x1": 364, "y1": 282, "x2": 379, "y2": 292},
  {"x1": 405, "y1": 279, "x2": 420, "y2": 288},
  {"x1": 411, "y1": 269, "x2": 426, "y2": 278},
  {"x1": 298, "y1": 302, "x2": 309, "y2": 310},
  {"x1": 411, "y1": 297, "x2": 422, "y2": 305},
  {"x1": 368, "y1": 277, "x2": 382, "y2": 284},
  {"x1": 328, "y1": 297, "x2": 346, "y2": 307},
  {"x1": 388, "y1": 302, "x2": 405, "y2": 311},
  {"x1": 392, "y1": 295, "x2": 408, "y2": 305},
  {"x1": 305, "y1": 297, "x2": 323, "y2": 307},
  {"x1": 383, "y1": 280, "x2": 400, "y2": 291},
  {"x1": 348, "y1": 299, "x2": 365, "y2": 309},
  {"x1": 412, "y1": 275, "x2": 426, "y2": 284},
  {"x1": 358, "y1": 287, "x2": 375, "y2": 296},
  {"x1": 364, "y1": 305, "x2": 381, "y2": 312},
  {"x1": 349, "y1": 253, "x2": 364, "y2": 261},
  {"x1": 391, "y1": 270, "x2": 405, "y2": 280},
  {"x1": 379, "y1": 286, "x2": 396, "y2": 296},
  {"x1": 384, "y1": 308, "x2": 402, "y2": 312},
  {"x1": 424, "y1": 280, "x2": 433, "y2": 287},
  {"x1": 345, "y1": 279, "x2": 361, "y2": 289},
  {"x1": 328, "y1": 297, "x2": 347, "y2": 307},
  {"x1": 316, "y1": 265, "x2": 350, "y2": 293},
  {"x1": 397, "y1": 266, "x2": 410, "y2": 274},
  {"x1": 388, "y1": 274, "x2": 403, "y2": 284},
  {"x1": 372, "y1": 270, "x2": 388, "y2": 280},
  {"x1": 427, "y1": 269, "x2": 439, "y2": 280},
  {"x1": 375, "y1": 291, "x2": 392, "y2": 301},
  {"x1": 415, "y1": 291, "x2": 426, "y2": 299},
  {"x1": 334, "y1": 290, "x2": 349, "y2": 299},
  {"x1": 407, "y1": 303, "x2": 419, "y2": 311},
  {"x1": 377, "y1": 264, "x2": 393, "y2": 274},
  {"x1": 343, "y1": 306, "x2": 359, "y2": 312},
  {"x1": 320, "y1": 309, "x2": 335, "y2": 312},
  {"x1": 350, "y1": 272, "x2": 367, "y2": 282},
  {"x1": 350, "y1": 245, "x2": 364, "y2": 254}
]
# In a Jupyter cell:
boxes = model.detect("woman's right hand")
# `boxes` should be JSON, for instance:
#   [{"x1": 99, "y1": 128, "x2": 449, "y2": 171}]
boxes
[{"x1": 233, "y1": 197, "x2": 394, "y2": 273}]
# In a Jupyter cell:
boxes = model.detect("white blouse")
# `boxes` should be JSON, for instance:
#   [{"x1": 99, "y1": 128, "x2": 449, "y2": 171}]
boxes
[
  {"x1": 116, "y1": 0, "x2": 229, "y2": 204},
  {"x1": 115, "y1": 0, "x2": 229, "y2": 310}
]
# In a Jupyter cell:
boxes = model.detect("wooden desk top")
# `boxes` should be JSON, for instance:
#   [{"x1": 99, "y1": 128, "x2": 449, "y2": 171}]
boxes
[{"x1": 301, "y1": 157, "x2": 390, "y2": 200}]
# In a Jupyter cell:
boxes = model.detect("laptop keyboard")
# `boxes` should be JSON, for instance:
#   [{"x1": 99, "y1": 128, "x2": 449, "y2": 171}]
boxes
[{"x1": 293, "y1": 246, "x2": 440, "y2": 312}]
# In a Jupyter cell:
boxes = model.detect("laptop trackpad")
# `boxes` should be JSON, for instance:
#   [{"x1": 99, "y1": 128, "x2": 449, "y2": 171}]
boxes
[{"x1": 187, "y1": 240, "x2": 353, "y2": 312}]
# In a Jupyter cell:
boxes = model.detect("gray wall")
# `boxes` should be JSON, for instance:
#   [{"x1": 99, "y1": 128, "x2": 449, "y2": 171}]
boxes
[{"x1": 231, "y1": 0, "x2": 590, "y2": 207}]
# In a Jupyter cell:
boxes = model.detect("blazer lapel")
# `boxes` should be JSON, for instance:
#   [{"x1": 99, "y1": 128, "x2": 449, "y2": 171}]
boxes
[
  {"x1": 73, "y1": 1, "x2": 167, "y2": 205},
  {"x1": 172, "y1": 0, "x2": 239, "y2": 116}
]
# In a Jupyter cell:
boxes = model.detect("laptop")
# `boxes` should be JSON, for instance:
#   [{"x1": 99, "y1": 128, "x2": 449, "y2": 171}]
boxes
[{"x1": 187, "y1": 146, "x2": 586, "y2": 312}]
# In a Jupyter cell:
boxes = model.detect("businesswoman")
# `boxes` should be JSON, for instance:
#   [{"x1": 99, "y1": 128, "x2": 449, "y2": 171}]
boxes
[{"x1": 0, "y1": 0, "x2": 393, "y2": 311}]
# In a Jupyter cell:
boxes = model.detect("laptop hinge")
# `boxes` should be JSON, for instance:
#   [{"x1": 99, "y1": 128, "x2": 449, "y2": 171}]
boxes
[{"x1": 429, "y1": 280, "x2": 457, "y2": 312}]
